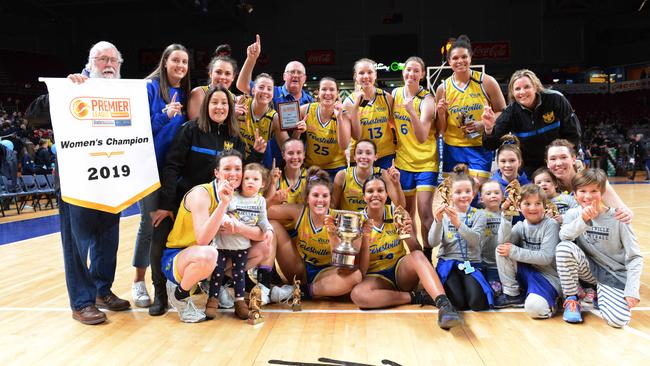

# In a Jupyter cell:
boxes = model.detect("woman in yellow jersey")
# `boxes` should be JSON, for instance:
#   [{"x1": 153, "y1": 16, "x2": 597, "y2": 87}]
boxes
[
  {"x1": 350, "y1": 175, "x2": 460, "y2": 329},
  {"x1": 342, "y1": 58, "x2": 396, "y2": 169},
  {"x1": 332, "y1": 139, "x2": 405, "y2": 212},
  {"x1": 187, "y1": 56, "x2": 247, "y2": 120},
  {"x1": 435, "y1": 35, "x2": 506, "y2": 181},
  {"x1": 234, "y1": 72, "x2": 285, "y2": 161},
  {"x1": 266, "y1": 138, "x2": 307, "y2": 207},
  {"x1": 294, "y1": 77, "x2": 350, "y2": 180},
  {"x1": 268, "y1": 167, "x2": 363, "y2": 298},
  {"x1": 160, "y1": 151, "x2": 266, "y2": 322},
  {"x1": 391, "y1": 56, "x2": 439, "y2": 257},
  {"x1": 264, "y1": 139, "x2": 307, "y2": 285}
]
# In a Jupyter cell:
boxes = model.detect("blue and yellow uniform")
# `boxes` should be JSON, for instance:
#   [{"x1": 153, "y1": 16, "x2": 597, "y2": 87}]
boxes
[
  {"x1": 162, "y1": 180, "x2": 220, "y2": 284},
  {"x1": 304, "y1": 103, "x2": 347, "y2": 173},
  {"x1": 276, "y1": 168, "x2": 306, "y2": 232},
  {"x1": 293, "y1": 207, "x2": 334, "y2": 283},
  {"x1": 346, "y1": 88, "x2": 395, "y2": 169},
  {"x1": 365, "y1": 205, "x2": 407, "y2": 288},
  {"x1": 392, "y1": 86, "x2": 439, "y2": 195},
  {"x1": 339, "y1": 166, "x2": 381, "y2": 212},
  {"x1": 442, "y1": 70, "x2": 493, "y2": 177},
  {"x1": 239, "y1": 97, "x2": 277, "y2": 160}
]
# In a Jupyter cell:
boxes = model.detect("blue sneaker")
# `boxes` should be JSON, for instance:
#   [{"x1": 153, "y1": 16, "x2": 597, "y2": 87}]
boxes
[{"x1": 563, "y1": 296, "x2": 583, "y2": 324}]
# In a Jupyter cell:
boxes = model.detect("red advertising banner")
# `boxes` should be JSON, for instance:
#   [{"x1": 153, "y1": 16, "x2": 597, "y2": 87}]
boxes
[
  {"x1": 471, "y1": 42, "x2": 510, "y2": 61},
  {"x1": 305, "y1": 50, "x2": 336, "y2": 65}
]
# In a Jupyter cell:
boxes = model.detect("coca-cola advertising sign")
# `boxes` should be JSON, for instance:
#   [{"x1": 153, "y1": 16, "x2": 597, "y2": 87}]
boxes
[
  {"x1": 306, "y1": 50, "x2": 336, "y2": 65},
  {"x1": 472, "y1": 42, "x2": 510, "y2": 60}
]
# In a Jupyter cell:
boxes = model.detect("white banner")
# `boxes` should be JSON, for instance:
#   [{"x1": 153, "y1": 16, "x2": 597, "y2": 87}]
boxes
[{"x1": 40, "y1": 78, "x2": 159, "y2": 213}]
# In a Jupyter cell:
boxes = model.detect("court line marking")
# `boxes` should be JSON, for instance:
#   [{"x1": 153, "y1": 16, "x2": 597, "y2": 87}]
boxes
[
  {"x1": 2, "y1": 306, "x2": 650, "y2": 314},
  {"x1": 0, "y1": 232, "x2": 60, "y2": 247}
]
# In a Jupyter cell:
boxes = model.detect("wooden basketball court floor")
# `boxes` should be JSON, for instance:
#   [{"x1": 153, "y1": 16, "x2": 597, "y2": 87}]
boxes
[{"x1": 1, "y1": 182, "x2": 650, "y2": 365}]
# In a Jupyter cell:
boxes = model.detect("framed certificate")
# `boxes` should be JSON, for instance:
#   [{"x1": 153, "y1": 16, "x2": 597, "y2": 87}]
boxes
[{"x1": 278, "y1": 101, "x2": 300, "y2": 130}]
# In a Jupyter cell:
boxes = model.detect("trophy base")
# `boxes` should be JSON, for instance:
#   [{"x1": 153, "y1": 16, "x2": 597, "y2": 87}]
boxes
[
  {"x1": 504, "y1": 209, "x2": 519, "y2": 217},
  {"x1": 248, "y1": 313, "x2": 264, "y2": 325},
  {"x1": 291, "y1": 303, "x2": 302, "y2": 312},
  {"x1": 399, "y1": 234, "x2": 411, "y2": 240},
  {"x1": 331, "y1": 251, "x2": 357, "y2": 270}
]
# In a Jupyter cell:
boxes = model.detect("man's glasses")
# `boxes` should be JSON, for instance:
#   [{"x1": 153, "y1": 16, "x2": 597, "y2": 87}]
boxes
[
  {"x1": 94, "y1": 56, "x2": 122, "y2": 65},
  {"x1": 284, "y1": 70, "x2": 305, "y2": 76}
]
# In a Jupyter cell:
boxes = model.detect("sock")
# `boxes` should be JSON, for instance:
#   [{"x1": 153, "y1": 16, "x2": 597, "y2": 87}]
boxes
[
  {"x1": 257, "y1": 265, "x2": 272, "y2": 289},
  {"x1": 244, "y1": 273, "x2": 255, "y2": 293},
  {"x1": 299, "y1": 283, "x2": 312, "y2": 300},
  {"x1": 410, "y1": 291, "x2": 417, "y2": 304},
  {"x1": 175, "y1": 285, "x2": 190, "y2": 301},
  {"x1": 423, "y1": 247, "x2": 433, "y2": 262},
  {"x1": 434, "y1": 294, "x2": 450, "y2": 308}
]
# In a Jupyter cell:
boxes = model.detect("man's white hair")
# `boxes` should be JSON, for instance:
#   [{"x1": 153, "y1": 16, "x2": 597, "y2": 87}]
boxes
[{"x1": 84, "y1": 41, "x2": 123, "y2": 71}]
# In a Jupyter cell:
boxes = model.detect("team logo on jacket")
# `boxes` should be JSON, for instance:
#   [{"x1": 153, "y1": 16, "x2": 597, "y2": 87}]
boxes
[
  {"x1": 543, "y1": 111, "x2": 555, "y2": 124},
  {"x1": 224, "y1": 141, "x2": 233, "y2": 151}
]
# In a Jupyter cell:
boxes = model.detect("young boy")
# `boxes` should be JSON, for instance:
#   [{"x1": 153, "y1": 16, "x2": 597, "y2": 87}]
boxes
[
  {"x1": 494, "y1": 184, "x2": 562, "y2": 319},
  {"x1": 206, "y1": 163, "x2": 275, "y2": 320},
  {"x1": 557, "y1": 168, "x2": 643, "y2": 327},
  {"x1": 479, "y1": 180, "x2": 504, "y2": 296}
]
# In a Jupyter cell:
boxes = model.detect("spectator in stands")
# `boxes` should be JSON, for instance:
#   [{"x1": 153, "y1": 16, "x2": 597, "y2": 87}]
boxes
[
  {"x1": 33, "y1": 138, "x2": 52, "y2": 174},
  {"x1": 628, "y1": 133, "x2": 650, "y2": 180}
]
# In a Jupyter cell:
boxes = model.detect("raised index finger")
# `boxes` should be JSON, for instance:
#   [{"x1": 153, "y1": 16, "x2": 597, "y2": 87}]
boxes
[
  {"x1": 171, "y1": 92, "x2": 178, "y2": 104},
  {"x1": 256, "y1": 34, "x2": 261, "y2": 47}
]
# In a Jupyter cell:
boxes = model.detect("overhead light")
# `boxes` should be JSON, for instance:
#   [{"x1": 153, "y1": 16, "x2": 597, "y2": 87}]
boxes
[{"x1": 238, "y1": 1, "x2": 254, "y2": 13}]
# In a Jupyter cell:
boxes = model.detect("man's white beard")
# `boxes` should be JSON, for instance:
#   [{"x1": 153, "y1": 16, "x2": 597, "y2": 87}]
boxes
[{"x1": 89, "y1": 68, "x2": 120, "y2": 79}]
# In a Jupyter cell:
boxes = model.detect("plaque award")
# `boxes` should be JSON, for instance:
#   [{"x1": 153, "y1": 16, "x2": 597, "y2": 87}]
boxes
[{"x1": 278, "y1": 100, "x2": 300, "y2": 130}]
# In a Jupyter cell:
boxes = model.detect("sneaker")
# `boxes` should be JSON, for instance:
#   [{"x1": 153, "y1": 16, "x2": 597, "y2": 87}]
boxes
[
  {"x1": 270, "y1": 285, "x2": 294, "y2": 303},
  {"x1": 166, "y1": 280, "x2": 206, "y2": 323},
  {"x1": 234, "y1": 299, "x2": 249, "y2": 320},
  {"x1": 494, "y1": 292, "x2": 525, "y2": 309},
  {"x1": 132, "y1": 281, "x2": 152, "y2": 308},
  {"x1": 259, "y1": 284, "x2": 271, "y2": 306},
  {"x1": 562, "y1": 296, "x2": 583, "y2": 323},
  {"x1": 205, "y1": 297, "x2": 219, "y2": 320},
  {"x1": 411, "y1": 289, "x2": 436, "y2": 306},
  {"x1": 436, "y1": 297, "x2": 461, "y2": 330},
  {"x1": 218, "y1": 283, "x2": 235, "y2": 309},
  {"x1": 583, "y1": 288, "x2": 596, "y2": 304}
]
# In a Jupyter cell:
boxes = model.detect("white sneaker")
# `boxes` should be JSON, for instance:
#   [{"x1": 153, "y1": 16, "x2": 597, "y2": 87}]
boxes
[
  {"x1": 132, "y1": 281, "x2": 151, "y2": 308},
  {"x1": 270, "y1": 285, "x2": 294, "y2": 303},
  {"x1": 166, "y1": 280, "x2": 206, "y2": 323},
  {"x1": 218, "y1": 283, "x2": 235, "y2": 309},
  {"x1": 259, "y1": 284, "x2": 271, "y2": 305}
]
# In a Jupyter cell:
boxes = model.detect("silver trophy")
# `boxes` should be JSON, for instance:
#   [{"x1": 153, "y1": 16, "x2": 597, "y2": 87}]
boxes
[
  {"x1": 331, "y1": 210, "x2": 365, "y2": 269},
  {"x1": 459, "y1": 112, "x2": 481, "y2": 139}
]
